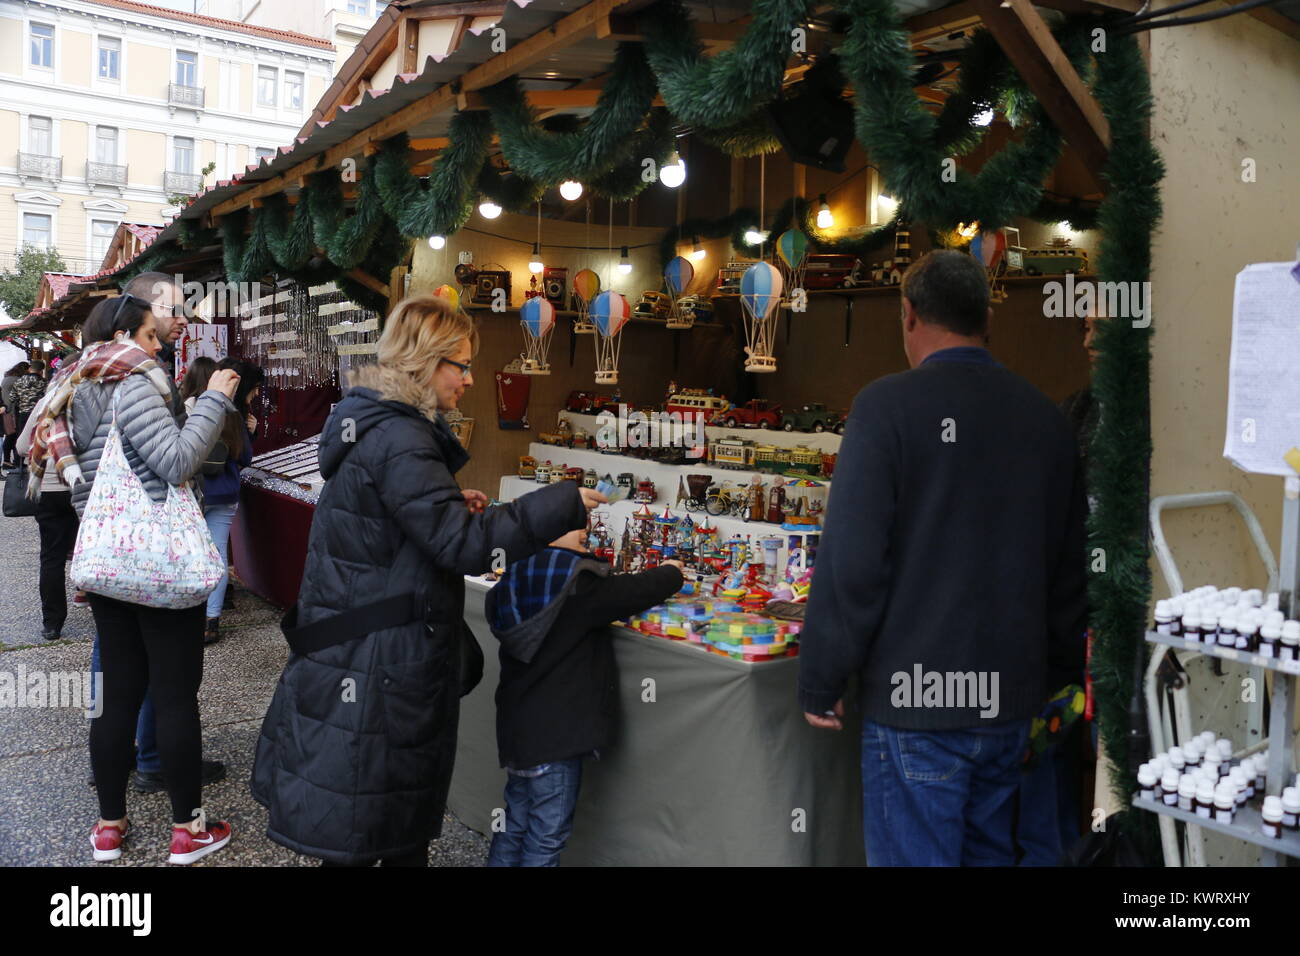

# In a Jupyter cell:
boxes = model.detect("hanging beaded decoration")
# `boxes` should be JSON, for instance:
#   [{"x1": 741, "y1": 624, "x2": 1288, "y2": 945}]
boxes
[{"x1": 315, "y1": 281, "x2": 381, "y2": 388}]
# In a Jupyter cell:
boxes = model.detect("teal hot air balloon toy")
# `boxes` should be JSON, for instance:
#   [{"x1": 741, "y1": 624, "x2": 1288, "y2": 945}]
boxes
[{"x1": 775, "y1": 229, "x2": 810, "y2": 308}]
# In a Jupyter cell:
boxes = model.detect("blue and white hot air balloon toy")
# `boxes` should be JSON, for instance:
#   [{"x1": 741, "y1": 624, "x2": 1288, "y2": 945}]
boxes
[{"x1": 740, "y1": 261, "x2": 784, "y2": 372}]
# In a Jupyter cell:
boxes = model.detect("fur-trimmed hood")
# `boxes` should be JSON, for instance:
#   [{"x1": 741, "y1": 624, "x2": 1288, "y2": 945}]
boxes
[{"x1": 317, "y1": 365, "x2": 467, "y2": 480}]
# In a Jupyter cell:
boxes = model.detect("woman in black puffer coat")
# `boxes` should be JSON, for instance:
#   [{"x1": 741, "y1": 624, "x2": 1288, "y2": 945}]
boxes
[{"x1": 252, "y1": 295, "x2": 602, "y2": 866}]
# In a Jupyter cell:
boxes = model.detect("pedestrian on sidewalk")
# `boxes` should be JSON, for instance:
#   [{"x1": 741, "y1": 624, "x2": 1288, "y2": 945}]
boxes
[
  {"x1": 2, "y1": 361, "x2": 29, "y2": 469},
  {"x1": 58, "y1": 292, "x2": 240, "y2": 865},
  {"x1": 252, "y1": 294, "x2": 602, "y2": 867}
]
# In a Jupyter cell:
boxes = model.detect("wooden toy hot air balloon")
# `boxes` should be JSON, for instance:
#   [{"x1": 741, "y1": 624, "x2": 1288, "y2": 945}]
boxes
[
  {"x1": 519, "y1": 296, "x2": 556, "y2": 375},
  {"x1": 663, "y1": 255, "x2": 695, "y2": 329},
  {"x1": 775, "y1": 229, "x2": 809, "y2": 305},
  {"x1": 590, "y1": 290, "x2": 630, "y2": 385},
  {"x1": 572, "y1": 268, "x2": 601, "y2": 334},
  {"x1": 740, "y1": 262, "x2": 783, "y2": 373},
  {"x1": 970, "y1": 229, "x2": 1009, "y2": 303},
  {"x1": 432, "y1": 283, "x2": 461, "y2": 312}
]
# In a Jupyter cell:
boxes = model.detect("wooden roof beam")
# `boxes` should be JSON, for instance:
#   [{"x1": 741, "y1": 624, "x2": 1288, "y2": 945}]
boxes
[{"x1": 975, "y1": 0, "x2": 1111, "y2": 191}]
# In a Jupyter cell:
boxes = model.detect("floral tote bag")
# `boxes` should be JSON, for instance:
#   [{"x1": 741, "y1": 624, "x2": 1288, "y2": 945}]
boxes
[{"x1": 70, "y1": 387, "x2": 223, "y2": 609}]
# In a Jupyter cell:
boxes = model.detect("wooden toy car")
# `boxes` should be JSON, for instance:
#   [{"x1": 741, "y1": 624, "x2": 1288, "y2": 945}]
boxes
[
  {"x1": 666, "y1": 389, "x2": 730, "y2": 423},
  {"x1": 676, "y1": 295, "x2": 713, "y2": 323},
  {"x1": 582, "y1": 469, "x2": 598, "y2": 488},
  {"x1": 538, "y1": 416, "x2": 573, "y2": 446},
  {"x1": 803, "y1": 253, "x2": 859, "y2": 289},
  {"x1": 565, "y1": 390, "x2": 611, "y2": 414},
  {"x1": 712, "y1": 398, "x2": 782, "y2": 429},
  {"x1": 633, "y1": 479, "x2": 657, "y2": 503},
  {"x1": 563, "y1": 466, "x2": 585, "y2": 482},
  {"x1": 781, "y1": 402, "x2": 845, "y2": 434},
  {"x1": 534, "y1": 460, "x2": 552, "y2": 482},
  {"x1": 518, "y1": 455, "x2": 536, "y2": 478},
  {"x1": 633, "y1": 291, "x2": 670, "y2": 320},
  {"x1": 709, "y1": 437, "x2": 756, "y2": 470},
  {"x1": 754, "y1": 443, "x2": 792, "y2": 474},
  {"x1": 786, "y1": 445, "x2": 823, "y2": 477}
]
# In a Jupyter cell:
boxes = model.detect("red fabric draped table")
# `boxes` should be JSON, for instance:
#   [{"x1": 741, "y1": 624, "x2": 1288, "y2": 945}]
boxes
[{"x1": 230, "y1": 483, "x2": 316, "y2": 609}]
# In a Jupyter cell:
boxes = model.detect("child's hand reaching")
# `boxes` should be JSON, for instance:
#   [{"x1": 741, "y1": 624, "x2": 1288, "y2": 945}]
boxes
[
  {"x1": 661, "y1": 560, "x2": 685, "y2": 571},
  {"x1": 462, "y1": 489, "x2": 489, "y2": 514}
]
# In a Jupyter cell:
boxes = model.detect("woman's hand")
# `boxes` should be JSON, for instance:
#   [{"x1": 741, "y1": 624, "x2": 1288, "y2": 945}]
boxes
[
  {"x1": 245, "y1": 413, "x2": 258, "y2": 434},
  {"x1": 462, "y1": 489, "x2": 488, "y2": 514},
  {"x1": 579, "y1": 488, "x2": 608, "y2": 510},
  {"x1": 208, "y1": 369, "x2": 240, "y2": 400}
]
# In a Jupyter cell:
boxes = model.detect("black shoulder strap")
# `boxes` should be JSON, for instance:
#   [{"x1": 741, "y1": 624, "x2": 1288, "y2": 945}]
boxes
[{"x1": 281, "y1": 593, "x2": 424, "y2": 657}]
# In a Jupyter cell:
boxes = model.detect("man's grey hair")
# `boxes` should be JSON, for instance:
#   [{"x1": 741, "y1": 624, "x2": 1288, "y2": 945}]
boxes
[{"x1": 900, "y1": 250, "x2": 990, "y2": 337}]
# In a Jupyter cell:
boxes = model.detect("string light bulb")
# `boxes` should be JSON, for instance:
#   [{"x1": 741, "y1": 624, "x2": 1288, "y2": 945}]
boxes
[
  {"x1": 690, "y1": 236, "x2": 706, "y2": 261},
  {"x1": 428, "y1": 234, "x2": 446, "y2": 250},
  {"x1": 877, "y1": 193, "x2": 898, "y2": 213},
  {"x1": 816, "y1": 194, "x2": 833, "y2": 230},
  {"x1": 528, "y1": 242, "x2": 544, "y2": 274},
  {"x1": 617, "y1": 246, "x2": 633, "y2": 275},
  {"x1": 660, "y1": 150, "x2": 686, "y2": 188},
  {"x1": 478, "y1": 199, "x2": 502, "y2": 219},
  {"x1": 972, "y1": 106, "x2": 995, "y2": 127},
  {"x1": 743, "y1": 228, "x2": 767, "y2": 245},
  {"x1": 559, "y1": 180, "x2": 583, "y2": 201}
]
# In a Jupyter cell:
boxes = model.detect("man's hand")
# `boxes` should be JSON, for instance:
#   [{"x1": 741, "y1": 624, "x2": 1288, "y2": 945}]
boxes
[
  {"x1": 461, "y1": 489, "x2": 488, "y2": 514},
  {"x1": 804, "y1": 698, "x2": 844, "y2": 731}
]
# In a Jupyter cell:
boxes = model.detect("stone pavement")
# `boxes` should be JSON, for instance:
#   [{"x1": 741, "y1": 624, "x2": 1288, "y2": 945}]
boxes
[{"x1": 0, "y1": 510, "x2": 489, "y2": 867}]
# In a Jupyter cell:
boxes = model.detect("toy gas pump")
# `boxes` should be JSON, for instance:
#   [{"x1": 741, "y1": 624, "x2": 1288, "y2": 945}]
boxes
[{"x1": 766, "y1": 482, "x2": 786, "y2": 524}]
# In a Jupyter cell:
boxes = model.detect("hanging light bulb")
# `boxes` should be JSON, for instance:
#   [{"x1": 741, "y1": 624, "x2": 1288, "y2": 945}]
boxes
[
  {"x1": 876, "y1": 193, "x2": 898, "y2": 213},
  {"x1": 428, "y1": 234, "x2": 446, "y2": 250},
  {"x1": 689, "y1": 236, "x2": 706, "y2": 261},
  {"x1": 617, "y1": 245, "x2": 633, "y2": 275},
  {"x1": 743, "y1": 228, "x2": 767, "y2": 245},
  {"x1": 559, "y1": 180, "x2": 583, "y2": 201},
  {"x1": 816, "y1": 194, "x2": 834, "y2": 230},
  {"x1": 528, "y1": 241, "x2": 544, "y2": 274},
  {"x1": 660, "y1": 150, "x2": 686, "y2": 188},
  {"x1": 972, "y1": 106, "x2": 995, "y2": 127},
  {"x1": 478, "y1": 199, "x2": 502, "y2": 219}
]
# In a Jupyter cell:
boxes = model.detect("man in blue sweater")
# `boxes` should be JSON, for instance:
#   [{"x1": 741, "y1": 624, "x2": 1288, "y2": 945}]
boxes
[{"x1": 798, "y1": 250, "x2": 1088, "y2": 867}]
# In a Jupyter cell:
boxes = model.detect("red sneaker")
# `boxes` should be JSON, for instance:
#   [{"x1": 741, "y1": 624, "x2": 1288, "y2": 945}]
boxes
[
  {"x1": 168, "y1": 820, "x2": 232, "y2": 865},
  {"x1": 90, "y1": 821, "x2": 128, "y2": 862}
]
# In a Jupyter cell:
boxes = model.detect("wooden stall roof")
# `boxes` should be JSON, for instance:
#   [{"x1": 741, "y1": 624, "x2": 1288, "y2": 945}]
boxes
[{"x1": 44, "y1": 0, "x2": 1203, "y2": 323}]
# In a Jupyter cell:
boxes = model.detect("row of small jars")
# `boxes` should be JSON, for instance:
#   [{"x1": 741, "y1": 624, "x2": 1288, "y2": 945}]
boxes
[
  {"x1": 1152, "y1": 587, "x2": 1299, "y2": 659},
  {"x1": 1138, "y1": 736, "x2": 1300, "y2": 838}
]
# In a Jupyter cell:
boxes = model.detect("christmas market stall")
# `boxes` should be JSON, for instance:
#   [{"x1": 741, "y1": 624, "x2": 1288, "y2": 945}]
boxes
[{"x1": 34, "y1": 0, "x2": 1300, "y2": 867}]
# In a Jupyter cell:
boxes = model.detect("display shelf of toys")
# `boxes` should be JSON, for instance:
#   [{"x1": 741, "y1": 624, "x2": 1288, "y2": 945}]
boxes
[
  {"x1": 623, "y1": 596, "x2": 803, "y2": 663},
  {"x1": 555, "y1": 410, "x2": 843, "y2": 456},
  {"x1": 498, "y1": 475, "x2": 822, "y2": 574}
]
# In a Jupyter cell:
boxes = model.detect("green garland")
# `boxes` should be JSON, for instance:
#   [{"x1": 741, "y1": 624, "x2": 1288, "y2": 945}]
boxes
[
  {"x1": 1087, "y1": 32, "x2": 1163, "y2": 846},
  {"x1": 482, "y1": 43, "x2": 658, "y2": 183},
  {"x1": 373, "y1": 113, "x2": 494, "y2": 238},
  {"x1": 640, "y1": 0, "x2": 812, "y2": 128}
]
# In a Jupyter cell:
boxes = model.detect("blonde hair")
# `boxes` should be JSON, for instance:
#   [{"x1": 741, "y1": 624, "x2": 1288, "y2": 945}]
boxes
[{"x1": 348, "y1": 294, "x2": 479, "y2": 419}]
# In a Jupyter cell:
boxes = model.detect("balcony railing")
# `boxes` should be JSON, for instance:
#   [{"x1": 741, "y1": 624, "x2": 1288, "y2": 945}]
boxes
[
  {"x1": 0, "y1": 251, "x2": 101, "y2": 275},
  {"x1": 168, "y1": 83, "x2": 205, "y2": 109},
  {"x1": 86, "y1": 161, "x2": 128, "y2": 187},
  {"x1": 17, "y1": 152, "x2": 62, "y2": 183},
  {"x1": 164, "y1": 170, "x2": 203, "y2": 195}
]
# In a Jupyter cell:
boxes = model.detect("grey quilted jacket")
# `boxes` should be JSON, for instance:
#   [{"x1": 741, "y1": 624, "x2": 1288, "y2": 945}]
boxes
[{"x1": 69, "y1": 374, "x2": 235, "y2": 519}]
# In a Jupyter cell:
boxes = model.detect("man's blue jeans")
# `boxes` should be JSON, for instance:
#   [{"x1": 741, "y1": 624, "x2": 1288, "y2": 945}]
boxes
[
  {"x1": 862, "y1": 718, "x2": 1029, "y2": 866},
  {"x1": 486, "y1": 758, "x2": 583, "y2": 867},
  {"x1": 90, "y1": 632, "x2": 159, "y2": 774}
]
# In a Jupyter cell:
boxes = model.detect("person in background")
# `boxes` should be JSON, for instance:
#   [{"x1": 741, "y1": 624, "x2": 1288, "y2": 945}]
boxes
[
  {"x1": 16, "y1": 352, "x2": 83, "y2": 640},
  {"x1": 82, "y1": 294, "x2": 226, "y2": 794},
  {"x1": 122, "y1": 272, "x2": 188, "y2": 390},
  {"x1": 49, "y1": 293, "x2": 239, "y2": 864},
  {"x1": 10, "y1": 360, "x2": 47, "y2": 466},
  {"x1": 485, "y1": 527, "x2": 684, "y2": 866},
  {"x1": 184, "y1": 357, "x2": 264, "y2": 643},
  {"x1": 252, "y1": 294, "x2": 602, "y2": 867},
  {"x1": 2, "y1": 361, "x2": 28, "y2": 470},
  {"x1": 797, "y1": 250, "x2": 1088, "y2": 867}
]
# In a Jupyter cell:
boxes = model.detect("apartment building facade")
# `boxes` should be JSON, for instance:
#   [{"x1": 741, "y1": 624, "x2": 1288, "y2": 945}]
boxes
[{"x1": 0, "y1": 0, "x2": 334, "y2": 277}]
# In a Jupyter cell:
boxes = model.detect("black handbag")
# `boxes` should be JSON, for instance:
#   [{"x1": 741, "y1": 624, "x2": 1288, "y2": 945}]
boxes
[
  {"x1": 201, "y1": 439, "x2": 230, "y2": 477},
  {"x1": 3, "y1": 464, "x2": 37, "y2": 517}
]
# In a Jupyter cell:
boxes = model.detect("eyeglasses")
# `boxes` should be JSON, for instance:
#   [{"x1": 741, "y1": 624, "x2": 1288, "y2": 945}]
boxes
[{"x1": 441, "y1": 357, "x2": 472, "y2": 379}]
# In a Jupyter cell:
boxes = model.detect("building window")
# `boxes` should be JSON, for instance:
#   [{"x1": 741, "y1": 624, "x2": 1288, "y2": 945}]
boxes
[
  {"x1": 257, "y1": 66, "x2": 277, "y2": 106},
  {"x1": 98, "y1": 36, "x2": 120, "y2": 79},
  {"x1": 30, "y1": 23, "x2": 54, "y2": 68},
  {"x1": 91, "y1": 219, "x2": 117, "y2": 262},
  {"x1": 285, "y1": 71, "x2": 304, "y2": 111},
  {"x1": 173, "y1": 136, "x2": 194, "y2": 173},
  {"x1": 375, "y1": 1, "x2": 389, "y2": 15},
  {"x1": 23, "y1": 213, "x2": 53, "y2": 250},
  {"x1": 254, "y1": 147, "x2": 276, "y2": 163},
  {"x1": 347, "y1": 0, "x2": 368, "y2": 14},
  {"x1": 176, "y1": 50, "x2": 197, "y2": 87},
  {"x1": 29, "y1": 116, "x2": 53, "y2": 156},
  {"x1": 95, "y1": 126, "x2": 118, "y2": 164}
]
